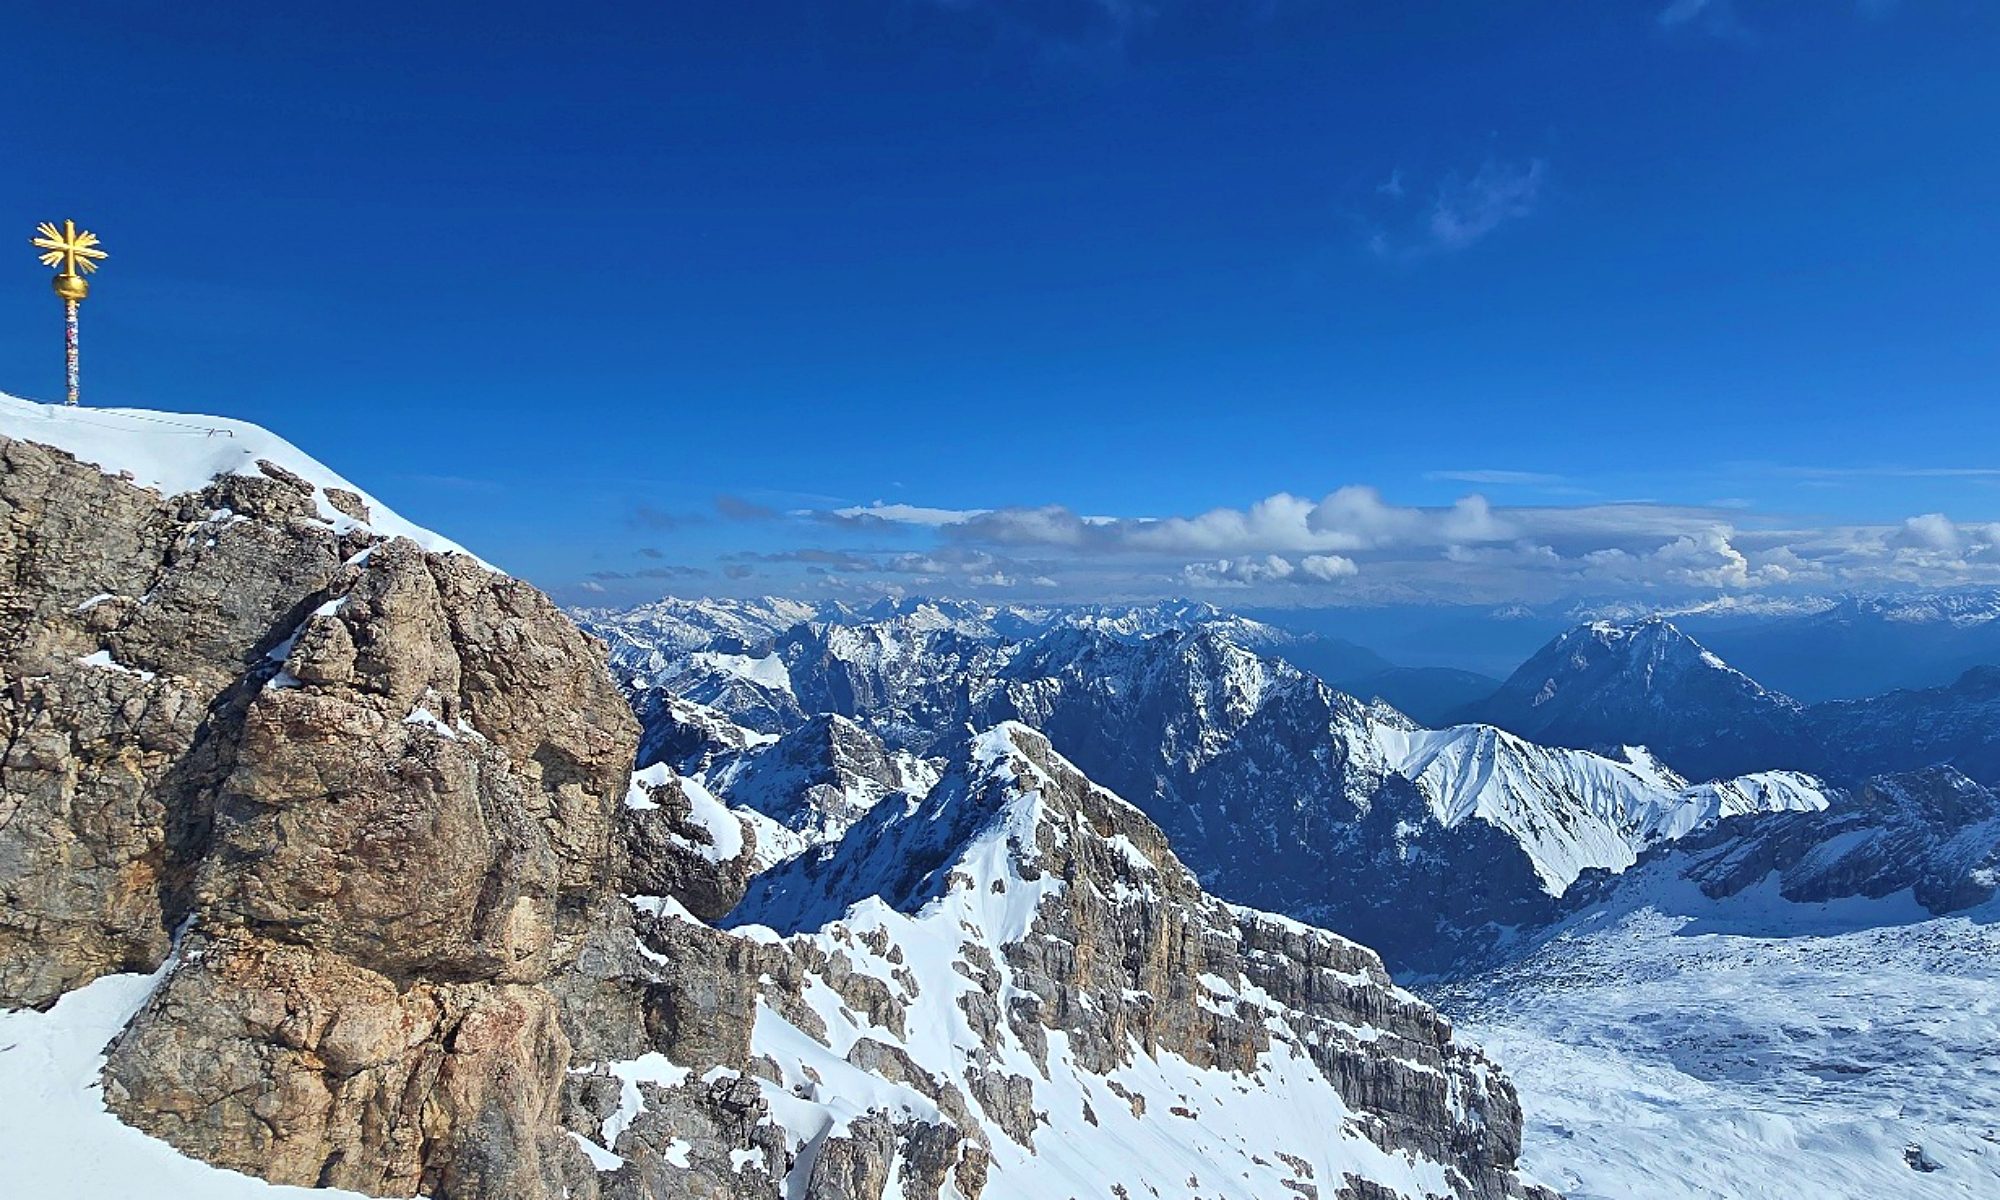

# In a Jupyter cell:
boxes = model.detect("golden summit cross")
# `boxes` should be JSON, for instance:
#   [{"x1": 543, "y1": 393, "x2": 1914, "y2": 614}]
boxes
[{"x1": 29, "y1": 219, "x2": 108, "y2": 406}]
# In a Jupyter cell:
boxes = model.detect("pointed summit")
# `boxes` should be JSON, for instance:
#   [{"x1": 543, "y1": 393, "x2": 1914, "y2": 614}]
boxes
[{"x1": 1458, "y1": 618, "x2": 1814, "y2": 781}]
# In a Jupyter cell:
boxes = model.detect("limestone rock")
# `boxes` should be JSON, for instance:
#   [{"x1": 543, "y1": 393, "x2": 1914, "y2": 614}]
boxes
[{"x1": 2, "y1": 425, "x2": 634, "y2": 1200}]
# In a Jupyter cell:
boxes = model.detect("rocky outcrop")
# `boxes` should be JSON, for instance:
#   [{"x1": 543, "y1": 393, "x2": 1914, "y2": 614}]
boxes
[
  {"x1": 621, "y1": 766, "x2": 759, "y2": 920},
  {"x1": 1, "y1": 432, "x2": 379, "y2": 1007},
  {"x1": 1, "y1": 423, "x2": 634, "y2": 1197}
]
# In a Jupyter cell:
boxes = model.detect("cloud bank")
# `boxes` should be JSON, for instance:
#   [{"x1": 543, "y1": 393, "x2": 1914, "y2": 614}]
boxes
[{"x1": 637, "y1": 486, "x2": 2000, "y2": 606}]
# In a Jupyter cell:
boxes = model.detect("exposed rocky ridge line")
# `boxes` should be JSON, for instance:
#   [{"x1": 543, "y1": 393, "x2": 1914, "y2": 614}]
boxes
[
  {"x1": 1583, "y1": 764, "x2": 2000, "y2": 919},
  {"x1": 1434, "y1": 764, "x2": 2000, "y2": 992},
  {"x1": 1464, "y1": 616, "x2": 2000, "y2": 786},
  {"x1": 646, "y1": 723, "x2": 1557, "y2": 1199},
  {"x1": 3, "y1": 400, "x2": 1555, "y2": 1199}
]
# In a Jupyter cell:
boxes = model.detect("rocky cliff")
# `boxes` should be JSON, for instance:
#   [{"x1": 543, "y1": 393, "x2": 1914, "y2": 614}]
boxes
[
  {"x1": 0, "y1": 396, "x2": 1552, "y2": 1200},
  {"x1": 0, "y1": 402, "x2": 636, "y2": 1196}
]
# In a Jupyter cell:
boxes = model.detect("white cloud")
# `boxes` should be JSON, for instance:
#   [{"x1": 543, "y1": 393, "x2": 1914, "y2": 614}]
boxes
[
  {"x1": 1361, "y1": 156, "x2": 1548, "y2": 260},
  {"x1": 1181, "y1": 552, "x2": 1358, "y2": 588},
  {"x1": 1182, "y1": 554, "x2": 1297, "y2": 588},
  {"x1": 1132, "y1": 493, "x2": 1329, "y2": 553},
  {"x1": 1896, "y1": 512, "x2": 1965, "y2": 553},
  {"x1": 830, "y1": 501, "x2": 990, "y2": 527},
  {"x1": 765, "y1": 485, "x2": 2000, "y2": 605},
  {"x1": 1652, "y1": 527, "x2": 1754, "y2": 588},
  {"x1": 1300, "y1": 554, "x2": 1359, "y2": 581}
]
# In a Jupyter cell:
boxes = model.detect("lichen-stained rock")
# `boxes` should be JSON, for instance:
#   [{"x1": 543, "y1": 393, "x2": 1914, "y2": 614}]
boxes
[
  {"x1": 201, "y1": 682, "x2": 563, "y2": 984},
  {"x1": 93, "y1": 537, "x2": 637, "y2": 1192}
]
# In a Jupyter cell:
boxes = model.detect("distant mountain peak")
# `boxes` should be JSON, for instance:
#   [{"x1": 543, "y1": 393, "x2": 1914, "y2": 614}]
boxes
[
  {"x1": 1459, "y1": 618, "x2": 1809, "y2": 782},
  {"x1": 1519, "y1": 617, "x2": 1788, "y2": 714}
]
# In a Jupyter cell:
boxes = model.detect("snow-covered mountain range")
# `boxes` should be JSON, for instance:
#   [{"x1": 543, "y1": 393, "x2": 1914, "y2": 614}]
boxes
[
  {"x1": 578, "y1": 598, "x2": 1834, "y2": 972},
  {"x1": 587, "y1": 590, "x2": 2000, "y2": 1195}
]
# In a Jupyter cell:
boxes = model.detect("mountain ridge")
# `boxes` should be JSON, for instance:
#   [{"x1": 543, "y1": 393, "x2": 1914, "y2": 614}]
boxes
[
  {"x1": 1464, "y1": 616, "x2": 2000, "y2": 786},
  {"x1": 595, "y1": 597, "x2": 1835, "y2": 972}
]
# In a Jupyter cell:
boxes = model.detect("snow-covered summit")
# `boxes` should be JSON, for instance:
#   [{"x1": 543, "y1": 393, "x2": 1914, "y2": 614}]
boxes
[
  {"x1": 1368, "y1": 716, "x2": 1827, "y2": 893},
  {"x1": 0, "y1": 391, "x2": 478, "y2": 563},
  {"x1": 1562, "y1": 618, "x2": 1784, "y2": 704},
  {"x1": 1459, "y1": 617, "x2": 1813, "y2": 781}
]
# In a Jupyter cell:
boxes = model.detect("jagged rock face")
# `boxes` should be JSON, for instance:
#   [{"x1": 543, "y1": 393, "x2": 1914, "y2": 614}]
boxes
[
  {"x1": 0, "y1": 428, "x2": 636, "y2": 1198},
  {"x1": 1457, "y1": 618, "x2": 1816, "y2": 781},
  {"x1": 621, "y1": 766, "x2": 760, "y2": 921},
  {"x1": 694, "y1": 712, "x2": 940, "y2": 869},
  {"x1": 633, "y1": 689, "x2": 765, "y2": 775},
  {"x1": 99, "y1": 930, "x2": 585, "y2": 1198},
  {"x1": 190, "y1": 541, "x2": 633, "y2": 981},
  {"x1": 706, "y1": 725, "x2": 1552, "y2": 1200},
  {"x1": 772, "y1": 621, "x2": 1006, "y2": 746},
  {"x1": 1659, "y1": 765, "x2": 2000, "y2": 914},
  {"x1": 0, "y1": 434, "x2": 377, "y2": 1007}
]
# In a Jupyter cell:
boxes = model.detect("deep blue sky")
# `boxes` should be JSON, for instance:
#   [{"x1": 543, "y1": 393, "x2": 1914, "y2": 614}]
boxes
[{"x1": 6, "y1": 1, "x2": 1998, "y2": 607}]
